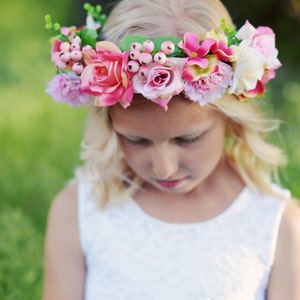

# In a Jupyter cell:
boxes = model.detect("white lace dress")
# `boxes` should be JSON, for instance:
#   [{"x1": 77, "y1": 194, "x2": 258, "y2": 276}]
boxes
[{"x1": 78, "y1": 183, "x2": 289, "y2": 300}]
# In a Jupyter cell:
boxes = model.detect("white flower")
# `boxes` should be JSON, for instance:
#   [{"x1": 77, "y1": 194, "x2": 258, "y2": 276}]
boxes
[{"x1": 229, "y1": 42, "x2": 265, "y2": 96}]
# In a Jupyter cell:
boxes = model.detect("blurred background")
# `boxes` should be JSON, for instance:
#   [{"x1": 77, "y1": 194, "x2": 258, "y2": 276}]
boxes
[{"x1": 0, "y1": 0, "x2": 299, "y2": 298}]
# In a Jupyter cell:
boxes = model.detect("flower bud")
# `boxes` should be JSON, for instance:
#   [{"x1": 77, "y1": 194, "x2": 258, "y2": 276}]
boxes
[
  {"x1": 69, "y1": 35, "x2": 82, "y2": 45},
  {"x1": 154, "y1": 52, "x2": 167, "y2": 64},
  {"x1": 161, "y1": 41, "x2": 175, "y2": 55},
  {"x1": 138, "y1": 52, "x2": 153, "y2": 65},
  {"x1": 127, "y1": 61, "x2": 140, "y2": 73},
  {"x1": 60, "y1": 42, "x2": 71, "y2": 52},
  {"x1": 70, "y1": 50, "x2": 83, "y2": 62},
  {"x1": 139, "y1": 66, "x2": 149, "y2": 78},
  {"x1": 130, "y1": 49, "x2": 141, "y2": 60},
  {"x1": 59, "y1": 51, "x2": 71, "y2": 63},
  {"x1": 143, "y1": 40, "x2": 155, "y2": 53},
  {"x1": 130, "y1": 42, "x2": 143, "y2": 52},
  {"x1": 55, "y1": 59, "x2": 68, "y2": 70},
  {"x1": 72, "y1": 62, "x2": 84, "y2": 74},
  {"x1": 71, "y1": 43, "x2": 81, "y2": 51}
]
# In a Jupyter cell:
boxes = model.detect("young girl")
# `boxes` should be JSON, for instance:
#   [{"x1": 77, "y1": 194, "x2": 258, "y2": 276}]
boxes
[{"x1": 43, "y1": 0, "x2": 300, "y2": 299}]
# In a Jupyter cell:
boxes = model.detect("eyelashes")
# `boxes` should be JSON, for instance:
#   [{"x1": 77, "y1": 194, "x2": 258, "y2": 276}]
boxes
[{"x1": 122, "y1": 133, "x2": 205, "y2": 147}]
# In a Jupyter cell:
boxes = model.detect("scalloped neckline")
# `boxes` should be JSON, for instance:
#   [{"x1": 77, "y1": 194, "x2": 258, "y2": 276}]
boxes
[{"x1": 128, "y1": 186, "x2": 249, "y2": 228}]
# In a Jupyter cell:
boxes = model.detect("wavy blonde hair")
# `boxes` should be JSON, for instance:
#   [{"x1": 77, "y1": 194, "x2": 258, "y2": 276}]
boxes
[{"x1": 75, "y1": 0, "x2": 286, "y2": 207}]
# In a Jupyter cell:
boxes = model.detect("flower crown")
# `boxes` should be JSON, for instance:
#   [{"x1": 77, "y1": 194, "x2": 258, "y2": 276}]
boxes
[{"x1": 45, "y1": 3, "x2": 281, "y2": 110}]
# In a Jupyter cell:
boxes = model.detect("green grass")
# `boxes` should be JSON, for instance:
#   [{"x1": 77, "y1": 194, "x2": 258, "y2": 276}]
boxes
[
  {"x1": 0, "y1": 0, "x2": 85, "y2": 298},
  {"x1": 0, "y1": 0, "x2": 300, "y2": 299},
  {"x1": 0, "y1": 207, "x2": 43, "y2": 299}
]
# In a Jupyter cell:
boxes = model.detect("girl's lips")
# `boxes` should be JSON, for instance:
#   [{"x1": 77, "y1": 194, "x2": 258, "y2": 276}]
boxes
[{"x1": 155, "y1": 179, "x2": 184, "y2": 189}]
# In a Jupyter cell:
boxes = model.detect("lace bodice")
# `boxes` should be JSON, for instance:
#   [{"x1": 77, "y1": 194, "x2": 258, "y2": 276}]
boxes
[{"x1": 78, "y1": 183, "x2": 289, "y2": 300}]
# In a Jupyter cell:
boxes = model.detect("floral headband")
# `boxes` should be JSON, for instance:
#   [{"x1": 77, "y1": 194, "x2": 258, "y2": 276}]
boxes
[{"x1": 45, "y1": 3, "x2": 281, "y2": 110}]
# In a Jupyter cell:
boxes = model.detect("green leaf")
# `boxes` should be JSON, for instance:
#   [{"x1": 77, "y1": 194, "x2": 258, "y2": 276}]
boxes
[
  {"x1": 56, "y1": 34, "x2": 69, "y2": 42},
  {"x1": 79, "y1": 28, "x2": 98, "y2": 48},
  {"x1": 84, "y1": 3, "x2": 107, "y2": 27},
  {"x1": 220, "y1": 18, "x2": 240, "y2": 46},
  {"x1": 119, "y1": 35, "x2": 148, "y2": 51}
]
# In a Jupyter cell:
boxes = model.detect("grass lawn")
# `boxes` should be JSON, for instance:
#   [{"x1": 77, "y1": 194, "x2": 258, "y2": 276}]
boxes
[{"x1": 0, "y1": 0, "x2": 299, "y2": 299}]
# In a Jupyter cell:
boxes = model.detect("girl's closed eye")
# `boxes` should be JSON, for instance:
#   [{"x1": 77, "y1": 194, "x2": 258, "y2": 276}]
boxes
[
  {"x1": 175, "y1": 136, "x2": 201, "y2": 145},
  {"x1": 123, "y1": 136, "x2": 151, "y2": 146},
  {"x1": 174, "y1": 131, "x2": 207, "y2": 146}
]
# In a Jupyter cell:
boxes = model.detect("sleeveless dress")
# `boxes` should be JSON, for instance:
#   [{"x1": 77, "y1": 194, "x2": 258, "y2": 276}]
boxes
[{"x1": 78, "y1": 183, "x2": 289, "y2": 300}]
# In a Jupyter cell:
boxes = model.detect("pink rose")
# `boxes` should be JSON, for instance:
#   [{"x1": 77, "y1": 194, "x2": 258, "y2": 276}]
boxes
[
  {"x1": 81, "y1": 41, "x2": 134, "y2": 108},
  {"x1": 132, "y1": 63, "x2": 184, "y2": 110},
  {"x1": 236, "y1": 20, "x2": 281, "y2": 70},
  {"x1": 46, "y1": 72, "x2": 90, "y2": 107}
]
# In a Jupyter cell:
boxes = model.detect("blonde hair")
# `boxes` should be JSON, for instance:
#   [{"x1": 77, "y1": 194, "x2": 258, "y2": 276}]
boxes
[{"x1": 75, "y1": 0, "x2": 286, "y2": 207}]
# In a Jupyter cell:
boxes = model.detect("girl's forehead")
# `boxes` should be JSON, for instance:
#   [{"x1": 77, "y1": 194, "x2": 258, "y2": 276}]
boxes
[{"x1": 109, "y1": 97, "x2": 224, "y2": 137}]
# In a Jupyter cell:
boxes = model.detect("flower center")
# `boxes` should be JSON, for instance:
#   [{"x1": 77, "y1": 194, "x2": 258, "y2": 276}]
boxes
[{"x1": 191, "y1": 52, "x2": 198, "y2": 58}]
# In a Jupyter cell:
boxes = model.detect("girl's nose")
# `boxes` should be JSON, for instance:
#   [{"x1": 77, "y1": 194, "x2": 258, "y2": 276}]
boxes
[{"x1": 151, "y1": 146, "x2": 178, "y2": 179}]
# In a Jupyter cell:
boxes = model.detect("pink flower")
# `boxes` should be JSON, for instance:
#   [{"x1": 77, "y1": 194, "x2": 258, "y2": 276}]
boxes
[
  {"x1": 182, "y1": 52, "x2": 219, "y2": 82},
  {"x1": 178, "y1": 33, "x2": 215, "y2": 68},
  {"x1": 46, "y1": 72, "x2": 90, "y2": 107},
  {"x1": 205, "y1": 31, "x2": 237, "y2": 62},
  {"x1": 132, "y1": 63, "x2": 184, "y2": 110},
  {"x1": 184, "y1": 60, "x2": 233, "y2": 106},
  {"x1": 240, "y1": 80, "x2": 266, "y2": 99},
  {"x1": 236, "y1": 20, "x2": 281, "y2": 70},
  {"x1": 81, "y1": 41, "x2": 133, "y2": 108}
]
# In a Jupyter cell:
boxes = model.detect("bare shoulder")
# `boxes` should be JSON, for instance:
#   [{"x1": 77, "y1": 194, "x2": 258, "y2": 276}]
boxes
[
  {"x1": 45, "y1": 183, "x2": 80, "y2": 241},
  {"x1": 280, "y1": 198, "x2": 300, "y2": 239},
  {"x1": 43, "y1": 183, "x2": 85, "y2": 300},
  {"x1": 45, "y1": 182, "x2": 81, "y2": 256},
  {"x1": 267, "y1": 198, "x2": 300, "y2": 300},
  {"x1": 50, "y1": 183, "x2": 78, "y2": 216}
]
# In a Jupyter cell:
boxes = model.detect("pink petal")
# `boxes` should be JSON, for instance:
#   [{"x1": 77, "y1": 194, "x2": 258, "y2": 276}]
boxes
[
  {"x1": 183, "y1": 32, "x2": 200, "y2": 51},
  {"x1": 151, "y1": 96, "x2": 173, "y2": 111}
]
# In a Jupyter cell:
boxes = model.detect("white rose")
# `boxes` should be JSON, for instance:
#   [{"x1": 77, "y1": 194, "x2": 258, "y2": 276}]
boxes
[{"x1": 229, "y1": 41, "x2": 265, "y2": 96}]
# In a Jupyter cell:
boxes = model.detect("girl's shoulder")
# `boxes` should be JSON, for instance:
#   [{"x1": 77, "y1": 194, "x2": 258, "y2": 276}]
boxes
[
  {"x1": 44, "y1": 183, "x2": 85, "y2": 300},
  {"x1": 45, "y1": 182, "x2": 82, "y2": 263},
  {"x1": 46, "y1": 182, "x2": 80, "y2": 246},
  {"x1": 51, "y1": 183, "x2": 78, "y2": 212},
  {"x1": 268, "y1": 198, "x2": 300, "y2": 298},
  {"x1": 280, "y1": 198, "x2": 300, "y2": 242}
]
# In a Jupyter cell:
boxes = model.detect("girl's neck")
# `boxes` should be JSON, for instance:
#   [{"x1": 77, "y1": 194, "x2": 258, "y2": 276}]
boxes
[{"x1": 133, "y1": 156, "x2": 245, "y2": 224}]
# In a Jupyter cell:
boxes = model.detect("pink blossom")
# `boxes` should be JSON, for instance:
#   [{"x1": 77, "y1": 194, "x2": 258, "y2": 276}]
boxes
[
  {"x1": 46, "y1": 72, "x2": 90, "y2": 107},
  {"x1": 132, "y1": 63, "x2": 184, "y2": 110},
  {"x1": 183, "y1": 53, "x2": 219, "y2": 82},
  {"x1": 81, "y1": 41, "x2": 133, "y2": 108},
  {"x1": 178, "y1": 33, "x2": 215, "y2": 68},
  {"x1": 240, "y1": 80, "x2": 266, "y2": 99},
  {"x1": 205, "y1": 31, "x2": 237, "y2": 62},
  {"x1": 184, "y1": 61, "x2": 233, "y2": 106},
  {"x1": 236, "y1": 20, "x2": 281, "y2": 70}
]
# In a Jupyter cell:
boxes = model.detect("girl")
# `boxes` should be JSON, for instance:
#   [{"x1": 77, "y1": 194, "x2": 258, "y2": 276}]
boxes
[{"x1": 43, "y1": 0, "x2": 300, "y2": 299}]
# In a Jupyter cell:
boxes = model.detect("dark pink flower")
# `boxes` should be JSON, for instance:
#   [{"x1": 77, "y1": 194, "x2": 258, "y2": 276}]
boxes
[
  {"x1": 81, "y1": 41, "x2": 133, "y2": 108},
  {"x1": 178, "y1": 33, "x2": 215, "y2": 68}
]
